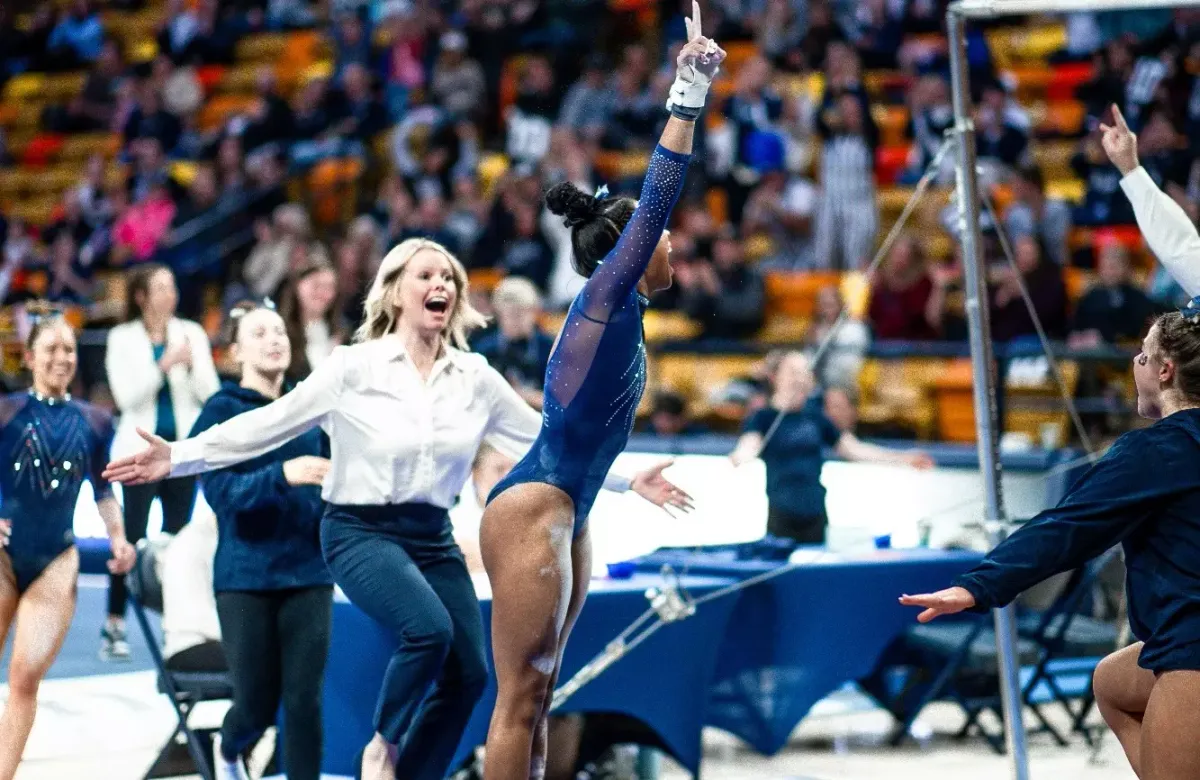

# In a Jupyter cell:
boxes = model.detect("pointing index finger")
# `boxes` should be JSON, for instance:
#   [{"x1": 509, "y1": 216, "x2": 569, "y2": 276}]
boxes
[{"x1": 1112, "y1": 104, "x2": 1130, "y2": 132}]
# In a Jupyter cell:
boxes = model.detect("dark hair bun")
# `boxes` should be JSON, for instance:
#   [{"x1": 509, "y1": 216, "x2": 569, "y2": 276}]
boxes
[{"x1": 544, "y1": 182, "x2": 597, "y2": 228}]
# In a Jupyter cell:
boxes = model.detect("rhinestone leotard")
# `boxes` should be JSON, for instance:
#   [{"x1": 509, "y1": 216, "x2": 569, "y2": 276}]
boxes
[{"x1": 487, "y1": 145, "x2": 690, "y2": 534}]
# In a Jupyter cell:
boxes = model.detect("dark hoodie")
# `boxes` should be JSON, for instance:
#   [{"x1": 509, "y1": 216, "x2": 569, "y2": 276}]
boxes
[
  {"x1": 190, "y1": 381, "x2": 332, "y2": 592},
  {"x1": 954, "y1": 408, "x2": 1200, "y2": 672}
]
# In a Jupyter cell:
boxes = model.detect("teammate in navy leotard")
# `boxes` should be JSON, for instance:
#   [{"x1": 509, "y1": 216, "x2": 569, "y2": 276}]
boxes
[
  {"x1": 0, "y1": 307, "x2": 134, "y2": 780},
  {"x1": 901, "y1": 303, "x2": 1200, "y2": 779},
  {"x1": 478, "y1": 6, "x2": 722, "y2": 777}
]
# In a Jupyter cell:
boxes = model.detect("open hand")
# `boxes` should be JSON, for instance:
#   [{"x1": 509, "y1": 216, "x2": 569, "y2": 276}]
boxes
[
  {"x1": 899, "y1": 586, "x2": 976, "y2": 623},
  {"x1": 102, "y1": 428, "x2": 172, "y2": 485},
  {"x1": 631, "y1": 459, "x2": 696, "y2": 515},
  {"x1": 107, "y1": 538, "x2": 136, "y2": 575},
  {"x1": 1099, "y1": 104, "x2": 1140, "y2": 176}
]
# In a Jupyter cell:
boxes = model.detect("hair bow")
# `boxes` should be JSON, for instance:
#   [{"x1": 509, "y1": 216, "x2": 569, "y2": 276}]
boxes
[
  {"x1": 594, "y1": 184, "x2": 609, "y2": 200},
  {"x1": 1179, "y1": 296, "x2": 1200, "y2": 325}
]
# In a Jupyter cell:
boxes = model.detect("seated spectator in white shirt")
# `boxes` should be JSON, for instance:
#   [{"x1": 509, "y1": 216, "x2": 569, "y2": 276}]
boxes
[{"x1": 162, "y1": 508, "x2": 227, "y2": 672}]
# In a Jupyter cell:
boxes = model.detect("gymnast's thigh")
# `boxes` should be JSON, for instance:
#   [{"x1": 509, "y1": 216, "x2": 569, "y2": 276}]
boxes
[
  {"x1": 480, "y1": 483, "x2": 576, "y2": 684},
  {"x1": 1140, "y1": 668, "x2": 1200, "y2": 780}
]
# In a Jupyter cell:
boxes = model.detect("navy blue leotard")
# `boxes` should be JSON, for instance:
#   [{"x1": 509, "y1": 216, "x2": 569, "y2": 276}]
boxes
[
  {"x1": 954, "y1": 407, "x2": 1200, "y2": 672},
  {"x1": 0, "y1": 392, "x2": 115, "y2": 593},
  {"x1": 488, "y1": 144, "x2": 690, "y2": 533}
]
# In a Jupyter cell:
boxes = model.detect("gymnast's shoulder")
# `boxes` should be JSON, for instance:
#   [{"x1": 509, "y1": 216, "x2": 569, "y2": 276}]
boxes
[{"x1": 1102, "y1": 409, "x2": 1200, "y2": 471}]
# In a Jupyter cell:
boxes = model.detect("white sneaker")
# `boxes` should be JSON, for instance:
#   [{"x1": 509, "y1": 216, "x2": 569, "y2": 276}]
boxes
[
  {"x1": 99, "y1": 624, "x2": 131, "y2": 662},
  {"x1": 212, "y1": 734, "x2": 251, "y2": 780}
]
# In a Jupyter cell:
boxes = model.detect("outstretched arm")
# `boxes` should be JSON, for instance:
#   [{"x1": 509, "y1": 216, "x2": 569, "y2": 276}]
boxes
[
  {"x1": 904, "y1": 431, "x2": 1174, "y2": 622},
  {"x1": 1106, "y1": 104, "x2": 1200, "y2": 297}
]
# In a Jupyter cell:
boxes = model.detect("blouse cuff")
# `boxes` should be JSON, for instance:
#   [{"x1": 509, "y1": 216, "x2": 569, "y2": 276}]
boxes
[
  {"x1": 170, "y1": 438, "x2": 207, "y2": 478},
  {"x1": 602, "y1": 472, "x2": 633, "y2": 493},
  {"x1": 1118, "y1": 165, "x2": 1155, "y2": 199}
]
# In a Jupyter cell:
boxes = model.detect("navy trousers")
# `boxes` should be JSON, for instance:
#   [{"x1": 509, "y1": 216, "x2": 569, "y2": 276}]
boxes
[{"x1": 321, "y1": 503, "x2": 488, "y2": 779}]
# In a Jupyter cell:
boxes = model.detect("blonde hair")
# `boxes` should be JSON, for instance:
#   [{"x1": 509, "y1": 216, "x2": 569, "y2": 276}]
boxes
[{"x1": 354, "y1": 237, "x2": 487, "y2": 348}]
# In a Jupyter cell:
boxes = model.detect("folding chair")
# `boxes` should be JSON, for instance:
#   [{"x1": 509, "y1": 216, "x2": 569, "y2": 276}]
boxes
[
  {"x1": 876, "y1": 547, "x2": 1119, "y2": 752},
  {"x1": 126, "y1": 537, "x2": 232, "y2": 780}
]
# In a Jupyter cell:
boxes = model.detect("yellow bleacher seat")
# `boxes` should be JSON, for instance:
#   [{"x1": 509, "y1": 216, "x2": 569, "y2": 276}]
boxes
[
  {"x1": 651, "y1": 353, "x2": 760, "y2": 410},
  {"x1": 858, "y1": 356, "x2": 945, "y2": 439},
  {"x1": 877, "y1": 186, "x2": 915, "y2": 217},
  {"x1": 235, "y1": 33, "x2": 293, "y2": 62},
  {"x1": 1032, "y1": 141, "x2": 1077, "y2": 179},
  {"x1": 60, "y1": 133, "x2": 119, "y2": 161},
  {"x1": 1015, "y1": 25, "x2": 1069, "y2": 62},
  {"x1": 754, "y1": 315, "x2": 808, "y2": 344},
  {"x1": 477, "y1": 153, "x2": 509, "y2": 200},
  {"x1": 24, "y1": 164, "x2": 79, "y2": 193},
  {"x1": 43, "y1": 73, "x2": 86, "y2": 101},
  {"x1": 643, "y1": 311, "x2": 701, "y2": 343},
  {"x1": 468, "y1": 268, "x2": 505, "y2": 294},
  {"x1": 930, "y1": 358, "x2": 976, "y2": 442},
  {"x1": 130, "y1": 39, "x2": 158, "y2": 62},
  {"x1": 7, "y1": 197, "x2": 58, "y2": 226},
  {"x1": 219, "y1": 63, "x2": 264, "y2": 95},
  {"x1": 594, "y1": 150, "x2": 651, "y2": 180},
  {"x1": 1006, "y1": 360, "x2": 1079, "y2": 448},
  {"x1": 1045, "y1": 178, "x2": 1085, "y2": 204},
  {"x1": 3, "y1": 74, "x2": 45, "y2": 102}
]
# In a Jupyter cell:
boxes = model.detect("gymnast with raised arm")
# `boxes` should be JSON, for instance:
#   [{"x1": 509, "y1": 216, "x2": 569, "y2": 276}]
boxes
[
  {"x1": 101, "y1": 238, "x2": 687, "y2": 780},
  {"x1": 477, "y1": 6, "x2": 721, "y2": 777}
]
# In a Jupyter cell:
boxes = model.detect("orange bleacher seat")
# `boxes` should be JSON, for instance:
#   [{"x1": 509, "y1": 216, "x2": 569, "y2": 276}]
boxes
[
  {"x1": 931, "y1": 358, "x2": 977, "y2": 442},
  {"x1": 1044, "y1": 100, "x2": 1086, "y2": 136},
  {"x1": 722, "y1": 42, "x2": 758, "y2": 76},
  {"x1": 1065, "y1": 266, "x2": 1092, "y2": 304},
  {"x1": 872, "y1": 105, "x2": 909, "y2": 147},
  {"x1": 706, "y1": 187, "x2": 728, "y2": 225},
  {"x1": 497, "y1": 56, "x2": 530, "y2": 120},
  {"x1": 864, "y1": 70, "x2": 911, "y2": 100},
  {"x1": 594, "y1": 150, "x2": 651, "y2": 180},
  {"x1": 199, "y1": 94, "x2": 257, "y2": 132},
  {"x1": 764, "y1": 271, "x2": 842, "y2": 318},
  {"x1": 1006, "y1": 65, "x2": 1054, "y2": 97},
  {"x1": 469, "y1": 268, "x2": 505, "y2": 294}
]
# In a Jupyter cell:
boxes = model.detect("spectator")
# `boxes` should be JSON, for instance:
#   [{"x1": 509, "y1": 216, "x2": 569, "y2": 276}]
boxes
[
  {"x1": 1073, "y1": 118, "x2": 1134, "y2": 226},
  {"x1": 1070, "y1": 244, "x2": 1158, "y2": 347},
  {"x1": 506, "y1": 55, "x2": 559, "y2": 164},
  {"x1": 104, "y1": 263, "x2": 220, "y2": 660},
  {"x1": 1137, "y1": 106, "x2": 1190, "y2": 198},
  {"x1": 244, "y1": 203, "x2": 312, "y2": 298},
  {"x1": 474, "y1": 277, "x2": 554, "y2": 409},
  {"x1": 332, "y1": 11, "x2": 372, "y2": 78},
  {"x1": 849, "y1": 0, "x2": 904, "y2": 69},
  {"x1": 677, "y1": 225, "x2": 767, "y2": 340},
  {"x1": 557, "y1": 54, "x2": 615, "y2": 143},
  {"x1": 868, "y1": 234, "x2": 938, "y2": 340},
  {"x1": 48, "y1": 0, "x2": 106, "y2": 66},
  {"x1": 76, "y1": 155, "x2": 114, "y2": 230},
  {"x1": 112, "y1": 175, "x2": 177, "y2": 265},
  {"x1": 430, "y1": 30, "x2": 487, "y2": 122},
  {"x1": 741, "y1": 169, "x2": 817, "y2": 269},
  {"x1": 755, "y1": 0, "x2": 805, "y2": 62},
  {"x1": 330, "y1": 62, "x2": 389, "y2": 142},
  {"x1": 43, "y1": 233, "x2": 95, "y2": 305},
  {"x1": 497, "y1": 204, "x2": 555, "y2": 293},
  {"x1": 974, "y1": 78, "x2": 1030, "y2": 171},
  {"x1": 720, "y1": 55, "x2": 784, "y2": 219},
  {"x1": 903, "y1": 74, "x2": 955, "y2": 185},
  {"x1": 58, "y1": 38, "x2": 125, "y2": 132},
  {"x1": 123, "y1": 84, "x2": 183, "y2": 155},
  {"x1": 162, "y1": 165, "x2": 228, "y2": 319},
  {"x1": 335, "y1": 215, "x2": 383, "y2": 324},
  {"x1": 989, "y1": 235, "x2": 1068, "y2": 343},
  {"x1": 644, "y1": 390, "x2": 704, "y2": 437},
  {"x1": 278, "y1": 258, "x2": 346, "y2": 382},
  {"x1": 1006, "y1": 166, "x2": 1073, "y2": 266},
  {"x1": 160, "y1": 510, "x2": 227, "y2": 673},
  {"x1": 239, "y1": 67, "x2": 295, "y2": 155},
  {"x1": 815, "y1": 90, "x2": 879, "y2": 269},
  {"x1": 604, "y1": 59, "x2": 659, "y2": 152},
  {"x1": 445, "y1": 173, "x2": 488, "y2": 265},
  {"x1": 397, "y1": 194, "x2": 462, "y2": 256},
  {"x1": 806, "y1": 285, "x2": 870, "y2": 390}
]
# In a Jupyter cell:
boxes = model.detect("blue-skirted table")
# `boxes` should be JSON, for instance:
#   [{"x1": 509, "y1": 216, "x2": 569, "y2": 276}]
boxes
[
  {"x1": 320, "y1": 573, "x2": 739, "y2": 778},
  {"x1": 634, "y1": 546, "x2": 983, "y2": 755}
]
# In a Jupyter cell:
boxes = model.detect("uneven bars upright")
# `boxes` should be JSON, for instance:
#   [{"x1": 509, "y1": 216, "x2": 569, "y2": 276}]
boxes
[
  {"x1": 945, "y1": 7, "x2": 1030, "y2": 780},
  {"x1": 954, "y1": 0, "x2": 1200, "y2": 17}
]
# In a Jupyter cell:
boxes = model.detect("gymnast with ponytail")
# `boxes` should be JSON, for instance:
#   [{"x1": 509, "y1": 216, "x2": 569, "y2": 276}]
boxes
[{"x1": 477, "y1": 5, "x2": 721, "y2": 777}]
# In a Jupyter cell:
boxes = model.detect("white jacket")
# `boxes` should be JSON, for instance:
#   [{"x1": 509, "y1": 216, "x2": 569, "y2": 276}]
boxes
[{"x1": 106, "y1": 318, "x2": 220, "y2": 459}]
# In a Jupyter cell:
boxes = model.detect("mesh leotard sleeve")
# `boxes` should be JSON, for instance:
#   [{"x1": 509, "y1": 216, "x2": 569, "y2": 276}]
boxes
[{"x1": 548, "y1": 145, "x2": 690, "y2": 407}]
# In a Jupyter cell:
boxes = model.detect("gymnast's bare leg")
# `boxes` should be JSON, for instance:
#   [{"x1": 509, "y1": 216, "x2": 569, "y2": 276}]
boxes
[
  {"x1": 1094, "y1": 643, "x2": 1155, "y2": 776},
  {"x1": 480, "y1": 484, "x2": 587, "y2": 779},
  {"x1": 0, "y1": 548, "x2": 79, "y2": 780}
]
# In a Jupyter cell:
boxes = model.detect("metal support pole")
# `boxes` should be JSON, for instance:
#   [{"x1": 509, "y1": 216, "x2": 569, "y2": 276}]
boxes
[
  {"x1": 953, "y1": 0, "x2": 1200, "y2": 18},
  {"x1": 947, "y1": 9, "x2": 1031, "y2": 780}
]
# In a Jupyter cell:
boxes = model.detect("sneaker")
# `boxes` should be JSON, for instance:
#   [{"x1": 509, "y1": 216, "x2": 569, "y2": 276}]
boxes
[
  {"x1": 99, "y1": 624, "x2": 131, "y2": 662},
  {"x1": 212, "y1": 734, "x2": 251, "y2": 780}
]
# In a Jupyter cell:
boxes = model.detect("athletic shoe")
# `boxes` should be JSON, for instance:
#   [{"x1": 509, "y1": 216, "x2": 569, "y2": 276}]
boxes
[
  {"x1": 212, "y1": 734, "x2": 251, "y2": 780},
  {"x1": 99, "y1": 625, "x2": 131, "y2": 662}
]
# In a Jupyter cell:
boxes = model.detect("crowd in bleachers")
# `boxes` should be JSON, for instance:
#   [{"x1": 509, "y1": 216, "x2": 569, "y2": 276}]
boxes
[{"x1": 2, "y1": 0, "x2": 1200, "y2": 445}]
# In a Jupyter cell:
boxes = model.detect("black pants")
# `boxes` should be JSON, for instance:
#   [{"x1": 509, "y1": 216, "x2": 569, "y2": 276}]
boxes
[
  {"x1": 216, "y1": 586, "x2": 333, "y2": 780},
  {"x1": 766, "y1": 505, "x2": 828, "y2": 545},
  {"x1": 110, "y1": 477, "x2": 197, "y2": 616},
  {"x1": 321, "y1": 503, "x2": 487, "y2": 780}
]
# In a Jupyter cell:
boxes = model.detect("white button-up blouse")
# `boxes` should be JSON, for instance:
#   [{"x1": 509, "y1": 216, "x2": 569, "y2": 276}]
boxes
[{"x1": 170, "y1": 336, "x2": 632, "y2": 507}]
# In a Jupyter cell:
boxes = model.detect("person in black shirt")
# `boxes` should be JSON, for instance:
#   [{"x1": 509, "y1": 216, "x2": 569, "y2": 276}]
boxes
[
  {"x1": 1072, "y1": 243, "x2": 1160, "y2": 346},
  {"x1": 731, "y1": 351, "x2": 931, "y2": 544}
]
